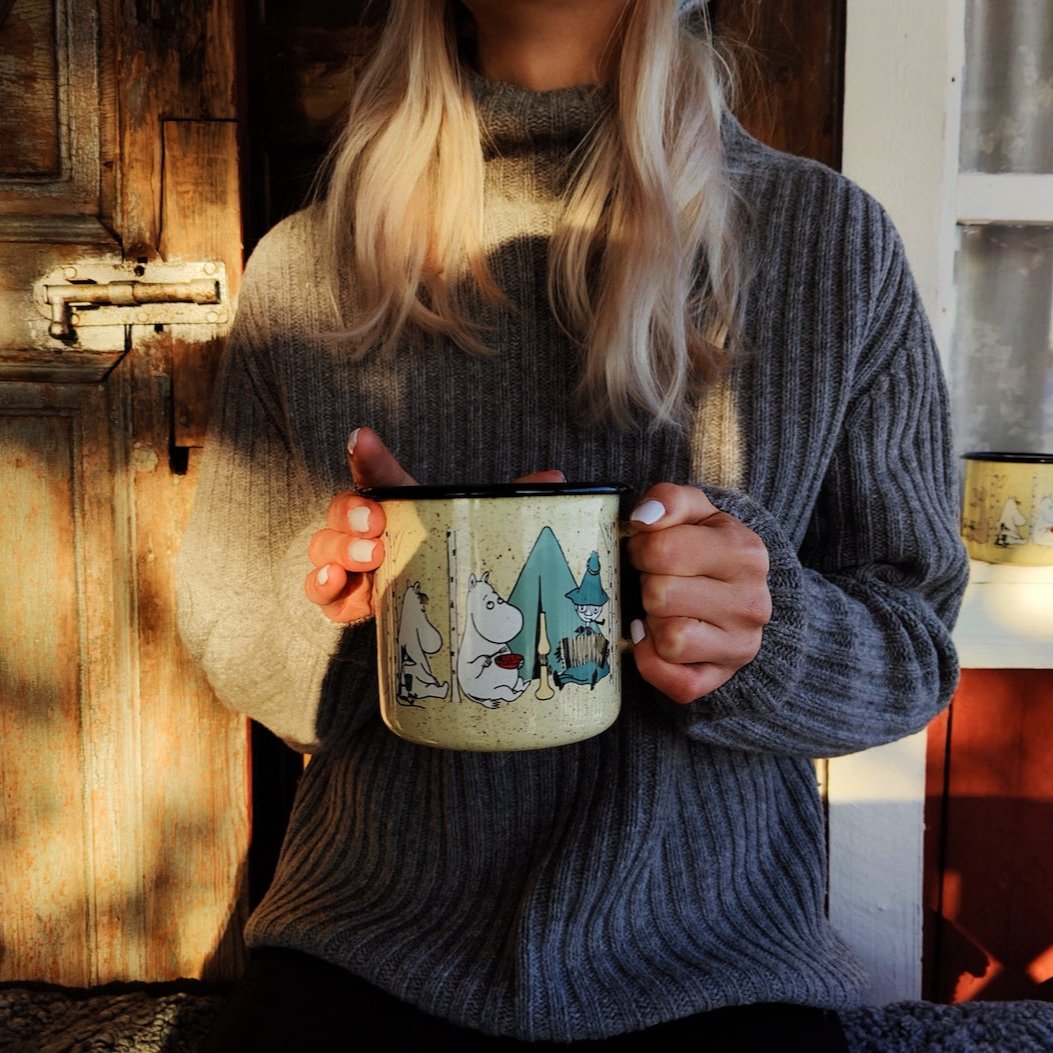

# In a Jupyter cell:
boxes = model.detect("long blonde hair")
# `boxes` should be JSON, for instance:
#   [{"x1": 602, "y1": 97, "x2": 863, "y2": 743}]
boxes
[{"x1": 321, "y1": 0, "x2": 745, "y2": 428}]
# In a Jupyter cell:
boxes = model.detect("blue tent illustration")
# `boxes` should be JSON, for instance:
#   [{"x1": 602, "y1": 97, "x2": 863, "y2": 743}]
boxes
[{"x1": 507, "y1": 527, "x2": 611, "y2": 689}]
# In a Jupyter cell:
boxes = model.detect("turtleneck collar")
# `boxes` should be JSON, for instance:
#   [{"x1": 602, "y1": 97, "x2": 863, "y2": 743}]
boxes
[{"x1": 469, "y1": 69, "x2": 612, "y2": 155}]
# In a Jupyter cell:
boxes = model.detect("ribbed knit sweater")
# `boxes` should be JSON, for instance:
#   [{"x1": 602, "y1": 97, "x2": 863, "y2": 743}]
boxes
[{"x1": 175, "y1": 75, "x2": 969, "y2": 1041}]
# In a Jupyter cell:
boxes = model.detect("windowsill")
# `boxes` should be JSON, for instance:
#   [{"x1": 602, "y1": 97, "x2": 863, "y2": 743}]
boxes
[{"x1": 953, "y1": 559, "x2": 1053, "y2": 668}]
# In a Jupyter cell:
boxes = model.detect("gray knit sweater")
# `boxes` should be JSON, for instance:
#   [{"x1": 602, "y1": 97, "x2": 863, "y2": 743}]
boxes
[{"x1": 175, "y1": 76, "x2": 968, "y2": 1041}]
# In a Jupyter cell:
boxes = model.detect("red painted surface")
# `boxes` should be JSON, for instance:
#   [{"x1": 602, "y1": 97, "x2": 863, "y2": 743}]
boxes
[{"x1": 925, "y1": 669, "x2": 1053, "y2": 1003}]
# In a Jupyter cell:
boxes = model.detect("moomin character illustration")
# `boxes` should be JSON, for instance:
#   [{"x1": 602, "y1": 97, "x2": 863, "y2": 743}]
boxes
[
  {"x1": 396, "y1": 581, "x2": 449, "y2": 705},
  {"x1": 995, "y1": 497, "x2": 1028, "y2": 547},
  {"x1": 1032, "y1": 495, "x2": 1053, "y2": 547},
  {"x1": 456, "y1": 572, "x2": 528, "y2": 708}
]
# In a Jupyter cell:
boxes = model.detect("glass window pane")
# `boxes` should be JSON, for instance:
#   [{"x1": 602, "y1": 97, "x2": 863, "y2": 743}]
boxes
[
  {"x1": 952, "y1": 225, "x2": 1053, "y2": 454},
  {"x1": 960, "y1": 0, "x2": 1053, "y2": 174}
]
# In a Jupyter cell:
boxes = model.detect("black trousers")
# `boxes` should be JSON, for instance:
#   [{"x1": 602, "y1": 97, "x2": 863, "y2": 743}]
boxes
[{"x1": 202, "y1": 948, "x2": 851, "y2": 1052}]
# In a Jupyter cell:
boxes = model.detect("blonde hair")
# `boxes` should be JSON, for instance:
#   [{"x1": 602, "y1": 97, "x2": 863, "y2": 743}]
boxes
[{"x1": 321, "y1": 0, "x2": 744, "y2": 428}]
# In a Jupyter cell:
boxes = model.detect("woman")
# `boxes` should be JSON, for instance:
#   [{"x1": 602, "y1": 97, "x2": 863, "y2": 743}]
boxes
[{"x1": 178, "y1": 0, "x2": 968, "y2": 1048}]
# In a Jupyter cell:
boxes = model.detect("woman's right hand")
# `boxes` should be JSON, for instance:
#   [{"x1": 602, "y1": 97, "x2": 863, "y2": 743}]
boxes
[
  {"x1": 304, "y1": 427, "x2": 416, "y2": 623},
  {"x1": 305, "y1": 427, "x2": 566, "y2": 623}
]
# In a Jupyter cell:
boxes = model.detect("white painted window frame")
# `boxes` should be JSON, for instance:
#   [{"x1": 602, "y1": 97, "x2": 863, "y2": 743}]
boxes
[{"x1": 830, "y1": 0, "x2": 1053, "y2": 1005}]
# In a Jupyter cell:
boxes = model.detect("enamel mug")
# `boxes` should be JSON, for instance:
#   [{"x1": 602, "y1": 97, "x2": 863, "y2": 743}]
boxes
[
  {"x1": 362, "y1": 483, "x2": 628, "y2": 751},
  {"x1": 961, "y1": 451, "x2": 1053, "y2": 565}
]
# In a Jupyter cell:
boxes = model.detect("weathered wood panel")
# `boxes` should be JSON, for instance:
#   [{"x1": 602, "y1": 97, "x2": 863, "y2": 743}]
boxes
[
  {"x1": 116, "y1": 116, "x2": 249, "y2": 981},
  {"x1": 112, "y1": 0, "x2": 249, "y2": 982},
  {"x1": 122, "y1": 326, "x2": 249, "y2": 979},
  {"x1": 0, "y1": 0, "x2": 123, "y2": 377},
  {"x1": 0, "y1": 381, "x2": 136, "y2": 985},
  {"x1": 162, "y1": 119, "x2": 243, "y2": 448},
  {"x1": 0, "y1": 411, "x2": 86, "y2": 982},
  {"x1": 0, "y1": 0, "x2": 116, "y2": 215},
  {"x1": 0, "y1": 0, "x2": 60, "y2": 175},
  {"x1": 115, "y1": 0, "x2": 239, "y2": 258}
]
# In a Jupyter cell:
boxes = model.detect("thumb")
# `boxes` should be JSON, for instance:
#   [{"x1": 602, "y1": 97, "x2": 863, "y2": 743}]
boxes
[{"x1": 347, "y1": 427, "x2": 418, "y2": 489}]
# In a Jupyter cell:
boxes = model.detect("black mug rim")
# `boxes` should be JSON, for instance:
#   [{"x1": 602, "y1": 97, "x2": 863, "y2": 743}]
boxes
[
  {"x1": 962, "y1": 451, "x2": 1053, "y2": 465},
  {"x1": 358, "y1": 482, "x2": 630, "y2": 501}
]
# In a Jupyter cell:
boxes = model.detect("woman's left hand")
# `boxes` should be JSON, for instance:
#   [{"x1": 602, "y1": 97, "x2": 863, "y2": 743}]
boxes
[{"x1": 626, "y1": 483, "x2": 772, "y2": 704}]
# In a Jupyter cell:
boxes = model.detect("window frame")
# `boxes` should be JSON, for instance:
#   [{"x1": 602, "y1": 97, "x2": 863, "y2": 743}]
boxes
[{"x1": 830, "y1": 0, "x2": 1053, "y2": 1005}]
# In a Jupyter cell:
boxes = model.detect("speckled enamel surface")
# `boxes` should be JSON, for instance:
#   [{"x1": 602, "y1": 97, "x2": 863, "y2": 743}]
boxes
[
  {"x1": 961, "y1": 454, "x2": 1053, "y2": 565},
  {"x1": 374, "y1": 492, "x2": 623, "y2": 750}
]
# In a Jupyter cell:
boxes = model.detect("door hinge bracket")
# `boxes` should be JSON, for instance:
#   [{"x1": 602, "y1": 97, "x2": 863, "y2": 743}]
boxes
[{"x1": 34, "y1": 260, "x2": 228, "y2": 339}]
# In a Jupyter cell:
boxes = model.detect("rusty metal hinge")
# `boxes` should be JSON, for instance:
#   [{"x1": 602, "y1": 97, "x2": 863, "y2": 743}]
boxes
[{"x1": 34, "y1": 260, "x2": 229, "y2": 340}]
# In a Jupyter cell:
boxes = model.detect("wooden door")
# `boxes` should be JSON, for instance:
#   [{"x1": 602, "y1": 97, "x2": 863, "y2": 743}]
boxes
[{"x1": 0, "y1": 0, "x2": 248, "y2": 984}]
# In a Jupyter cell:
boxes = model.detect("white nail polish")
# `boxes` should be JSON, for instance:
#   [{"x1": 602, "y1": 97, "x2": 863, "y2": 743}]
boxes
[
  {"x1": 630, "y1": 500, "x2": 666, "y2": 526},
  {"x1": 630, "y1": 619, "x2": 646, "y2": 645},
  {"x1": 347, "y1": 429, "x2": 360, "y2": 457},
  {"x1": 317, "y1": 564, "x2": 330, "y2": 587},
  {"x1": 348, "y1": 505, "x2": 371, "y2": 532},
  {"x1": 348, "y1": 539, "x2": 376, "y2": 564}
]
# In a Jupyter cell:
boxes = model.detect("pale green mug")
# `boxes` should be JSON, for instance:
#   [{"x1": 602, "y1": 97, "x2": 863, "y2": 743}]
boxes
[{"x1": 362, "y1": 482, "x2": 629, "y2": 751}]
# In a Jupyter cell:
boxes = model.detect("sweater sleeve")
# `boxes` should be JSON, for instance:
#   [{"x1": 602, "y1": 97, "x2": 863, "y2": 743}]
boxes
[
  {"x1": 174, "y1": 232, "x2": 374, "y2": 752},
  {"x1": 675, "y1": 213, "x2": 969, "y2": 758}
]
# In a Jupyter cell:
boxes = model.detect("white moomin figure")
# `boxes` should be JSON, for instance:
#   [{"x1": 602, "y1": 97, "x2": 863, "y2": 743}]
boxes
[
  {"x1": 457, "y1": 572, "x2": 528, "y2": 709},
  {"x1": 396, "y1": 581, "x2": 449, "y2": 704},
  {"x1": 995, "y1": 497, "x2": 1028, "y2": 547},
  {"x1": 1031, "y1": 495, "x2": 1053, "y2": 548}
]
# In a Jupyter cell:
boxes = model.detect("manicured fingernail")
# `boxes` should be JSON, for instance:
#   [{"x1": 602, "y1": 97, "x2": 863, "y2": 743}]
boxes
[
  {"x1": 347, "y1": 429, "x2": 360, "y2": 457},
  {"x1": 348, "y1": 539, "x2": 377, "y2": 564},
  {"x1": 317, "y1": 564, "x2": 330, "y2": 587},
  {"x1": 631, "y1": 500, "x2": 665, "y2": 525},
  {"x1": 348, "y1": 505, "x2": 371, "y2": 532},
  {"x1": 630, "y1": 619, "x2": 646, "y2": 645}
]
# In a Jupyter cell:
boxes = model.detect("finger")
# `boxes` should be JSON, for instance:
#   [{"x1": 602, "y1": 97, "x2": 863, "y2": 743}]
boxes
[
  {"x1": 321, "y1": 573, "x2": 375, "y2": 623},
  {"x1": 305, "y1": 563, "x2": 370, "y2": 622},
  {"x1": 644, "y1": 613, "x2": 763, "y2": 670},
  {"x1": 627, "y1": 516, "x2": 770, "y2": 582},
  {"x1": 640, "y1": 572, "x2": 772, "y2": 629},
  {"x1": 629, "y1": 619, "x2": 736, "y2": 704},
  {"x1": 627, "y1": 522, "x2": 727, "y2": 579},
  {"x1": 305, "y1": 561, "x2": 349, "y2": 605},
  {"x1": 308, "y1": 529, "x2": 385, "y2": 571},
  {"x1": 326, "y1": 492, "x2": 385, "y2": 536},
  {"x1": 304, "y1": 564, "x2": 375, "y2": 623},
  {"x1": 348, "y1": 427, "x2": 418, "y2": 489},
  {"x1": 514, "y1": 469, "x2": 566, "y2": 484}
]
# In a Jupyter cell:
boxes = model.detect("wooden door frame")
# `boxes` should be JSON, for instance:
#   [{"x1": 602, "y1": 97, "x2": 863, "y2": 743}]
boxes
[{"x1": 0, "y1": 0, "x2": 250, "y2": 985}]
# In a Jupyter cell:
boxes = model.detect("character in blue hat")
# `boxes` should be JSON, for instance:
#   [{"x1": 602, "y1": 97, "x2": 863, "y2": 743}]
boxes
[
  {"x1": 566, "y1": 551, "x2": 609, "y2": 635},
  {"x1": 554, "y1": 551, "x2": 611, "y2": 688}
]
